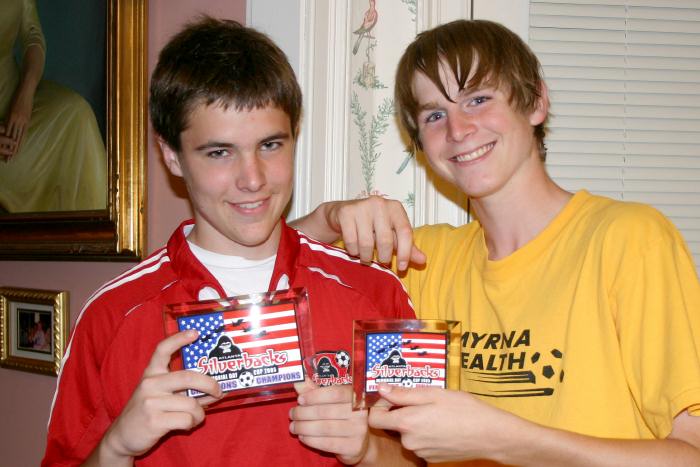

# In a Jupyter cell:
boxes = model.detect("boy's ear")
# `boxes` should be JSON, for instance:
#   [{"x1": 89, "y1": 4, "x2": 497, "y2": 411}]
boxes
[
  {"x1": 529, "y1": 82, "x2": 550, "y2": 126},
  {"x1": 157, "y1": 136, "x2": 183, "y2": 177}
]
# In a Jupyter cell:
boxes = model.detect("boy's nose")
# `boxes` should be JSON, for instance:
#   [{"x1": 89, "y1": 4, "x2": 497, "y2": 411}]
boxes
[
  {"x1": 446, "y1": 113, "x2": 476, "y2": 142},
  {"x1": 236, "y1": 156, "x2": 265, "y2": 192}
]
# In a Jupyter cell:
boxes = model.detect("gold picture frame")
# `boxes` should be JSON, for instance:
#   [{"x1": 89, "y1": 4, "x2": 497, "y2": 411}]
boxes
[
  {"x1": 0, "y1": 0, "x2": 147, "y2": 261},
  {"x1": 0, "y1": 287, "x2": 68, "y2": 376}
]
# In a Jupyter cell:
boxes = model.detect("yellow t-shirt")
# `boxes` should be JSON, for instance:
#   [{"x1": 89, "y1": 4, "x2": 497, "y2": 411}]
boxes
[{"x1": 402, "y1": 190, "x2": 700, "y2": 440}]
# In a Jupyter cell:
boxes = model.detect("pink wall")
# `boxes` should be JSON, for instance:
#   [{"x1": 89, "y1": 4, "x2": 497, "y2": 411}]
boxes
[{"x1": 0, "y1": 1, "x2": 246, "y2": 465}]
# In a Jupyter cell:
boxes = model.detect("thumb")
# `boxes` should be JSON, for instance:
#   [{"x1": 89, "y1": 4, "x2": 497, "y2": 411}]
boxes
[
  {"x1": 376, "y1": 383, "x2": 435, "y2": 406},
  {"x1": 293, "y1": 377, "x2": 318, "y2": 396},
  {"x1": 410, "y1": 245, "x2": 427, "y2": 266}
]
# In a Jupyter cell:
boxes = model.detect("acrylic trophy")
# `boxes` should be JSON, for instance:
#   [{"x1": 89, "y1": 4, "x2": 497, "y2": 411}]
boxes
[
  {"x1": 164, "y1": 288, "x2": 313, "y2": 410},
  {"x1": 352, "y1": 319, "x2": 461, "y2": 409}
]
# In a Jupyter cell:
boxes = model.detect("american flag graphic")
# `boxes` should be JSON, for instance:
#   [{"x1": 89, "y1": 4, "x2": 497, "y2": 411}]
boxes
[
  {"x1": 365, "y1": 332, "x2": 447, "y2": 391},
  {"x1": 177, "y1": 302, "x2": 305, "y2": 395}
]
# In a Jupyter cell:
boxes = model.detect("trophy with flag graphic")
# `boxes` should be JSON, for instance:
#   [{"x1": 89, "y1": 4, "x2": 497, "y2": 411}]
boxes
[
  {"x1": 164, "y1": 288, "x2": 313, "y2": 409},
  {"x1": 352, "y1": 319, "x2": 461, "y2": 409}
]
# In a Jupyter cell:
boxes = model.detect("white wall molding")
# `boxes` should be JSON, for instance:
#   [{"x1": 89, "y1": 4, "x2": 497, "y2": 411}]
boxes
[
  {"x1": 293, "y1": 0, "x2": 315, "y2": 220},
  {"x1": 321, "y1": 1, "x2": 352, "y2": 204}
]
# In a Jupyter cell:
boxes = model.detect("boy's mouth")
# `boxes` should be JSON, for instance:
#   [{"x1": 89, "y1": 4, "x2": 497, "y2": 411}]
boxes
[
  {"x1": 451, "y1": 142, "x2": 495, "y2": 163},
  {"x1": 236, "y1": 200, "x2": 264, "y2": 209}
]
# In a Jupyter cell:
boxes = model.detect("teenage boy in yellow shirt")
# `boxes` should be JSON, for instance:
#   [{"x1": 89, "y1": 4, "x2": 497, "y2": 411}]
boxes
[{"x1": 301, "y1": 19, "x2": 700, "y2": 466}]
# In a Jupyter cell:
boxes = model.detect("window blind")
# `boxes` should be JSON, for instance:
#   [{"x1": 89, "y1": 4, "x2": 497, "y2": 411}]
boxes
[{"x1": 529, "y1": 0, "x2": 700, "y2": 274}]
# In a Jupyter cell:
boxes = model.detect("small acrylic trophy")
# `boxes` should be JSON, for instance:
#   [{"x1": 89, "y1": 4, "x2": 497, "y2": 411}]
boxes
[
  {"x1": 164, "y1": 288, "x2": 313, "y2": 410},
  {"x1": 352, "y1": 319, "x2": 461, "y2": 409}
]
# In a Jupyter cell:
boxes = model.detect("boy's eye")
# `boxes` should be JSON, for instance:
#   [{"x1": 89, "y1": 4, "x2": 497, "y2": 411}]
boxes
[
  {"x1": 207, "y1": 149, "x2": 229, "y2": 158},
  {"x1": 261, "y1": 141, "x2": 282, "y2": 151},
  {"x1": 469, "y1": 96, "x2": 490, "y2": 106},
  {"x1": 425, "y1": 111, "x2": 445, "y2": 123}
]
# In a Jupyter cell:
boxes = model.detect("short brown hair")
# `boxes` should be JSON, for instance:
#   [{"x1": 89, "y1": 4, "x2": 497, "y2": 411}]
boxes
[
  {"x1": 395, "y1": 20, "x2": 547, "y2": 159},
  {"x1": 150, "y1": 17, "x2": 302, "y2": 151}
]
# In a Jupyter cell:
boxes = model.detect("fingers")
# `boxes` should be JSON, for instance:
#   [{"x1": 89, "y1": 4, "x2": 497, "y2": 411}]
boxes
[
  {"x1": 370, "y1": 198, "x2": 409, "y2": 265},
  {"x1": 373, "y1": 211, "x2": 396, "y2": 265},
  {"x1": 5, "y1": 102, "x2": 31, "y2": 156},
  {"x1": 294, "y1": 434, "x2": 365, "y2": 462},
  {"x1": 290, "y1": 402, "x2": 368, "y2": 462},
  {"x1": 0, "y1": 127, "x2": 15, "y2": 160},
  {"x1": 6, "y1": 121, "x2": 16, "y2": 142},
  {"x1": 155, "y1": 410, "x2": 206, "y2": 433},
  {"x1": 6, "y1": 115, "x2": 25, "y2": 144},
  {"x1": 369, "y1": 385, "x2": 440, "y2": 431},
  {"x1": 143, "y1": 330, "x2": 199, "y2": 378},
  {"x1": 410, "y1": 245, "x2": 427, "y2": 267},
  {"x1": 357, "y1": 224, "x2": 378, "y2": 264},
  {"x1": 297, "y1": 383, "x2": 351, "y2": 406},
  {"x1": 290, "y1": 385, "x2": 360, "y2": 432},
  {"x1": 142, "y1": 330, "x2": 221, "y2": 398},
  {"x1": 8, "y1": 121, "x2": 21, "y2": 143},
  {"x1": 103, "y1": 331, "x2": 224, "y2": 458},
  {"x1": 291, "y1": 402, "x2": 354, "y2": 423},
  {"x1": 292, "y1": 417, "x2": 364, "y2": 436},
  {"x1": 337, "y1": 208, "x2": 374, "y2": 264},
  {"x1": 376, "y1": 383, "x2": 435, "y2": 406},
  {"x1": 142, "y1": 394, "x2": 207, "y2": 426},
  {"x1": 393, "y1": 221, "x2": 416, "y2": 270},
  {"x1": 13, "y1": 125, "x2": 26, "y2": 154},
  {"x1": 197, "y1": 394, "x2": 223, "y2": 407},
  {"x1": 294, "y1": 377, "x2": 318, "y2": 396},
  {"x1": 291, "y1": 385, "x2": 354, "y2": 423},
  {"x1": 0, "y1": 137, "x2": 15, "y2": 159},
  {"x1": 142, "y1": 369, "x2": 221, "y2": 398},
  {"x1": 335, "y1": 196, "x2": 418, "y2": 268},
  {"x1": 371, "y1": 395, "x2": 393, "y2": 409},
  {"x1": 368, "y1": 402, "x2": 404, "y2": 431},
  {"x1": 107, "y1": 394, "x2": 207, "y2": 457}
]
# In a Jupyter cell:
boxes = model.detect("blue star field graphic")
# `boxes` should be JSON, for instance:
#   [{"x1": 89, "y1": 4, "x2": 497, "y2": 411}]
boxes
[
  {"x1": 178, "y1": 312, "x2": 224, "y2": 368},
  {"x1": 367, "y1": 333, "x2": 403, "y2": 367}
]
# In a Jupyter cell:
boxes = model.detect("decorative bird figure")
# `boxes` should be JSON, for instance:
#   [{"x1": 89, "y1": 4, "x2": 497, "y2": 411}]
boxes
[{"x1": 352, "y1": 0, "x2": 378, "y2": 55}]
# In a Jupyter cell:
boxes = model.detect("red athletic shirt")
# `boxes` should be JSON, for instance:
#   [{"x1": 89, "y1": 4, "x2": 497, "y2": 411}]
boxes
[{"x1": 43, "y1": 220, "x2": 414, "y2": 466}]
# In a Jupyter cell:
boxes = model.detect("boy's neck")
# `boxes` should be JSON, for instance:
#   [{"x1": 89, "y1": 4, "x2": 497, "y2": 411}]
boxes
[
  {"x1": 471, "y1": 166, "x2": 571, "y2": 261},
  {"x1": 187, "y1": 221, "x2": 283, "y2": 260}
]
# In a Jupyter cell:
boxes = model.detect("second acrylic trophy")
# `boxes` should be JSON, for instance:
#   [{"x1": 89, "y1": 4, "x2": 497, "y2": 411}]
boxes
[{"x1": 352, "y1": 319, "x2": 461, "y2": 409}]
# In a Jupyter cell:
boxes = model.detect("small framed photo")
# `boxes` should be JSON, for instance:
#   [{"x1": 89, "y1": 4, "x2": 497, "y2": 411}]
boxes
[
  {"x1": 164, "y1": 288, "x2": 314, "y2": 410},
  {"x1": 352, "y1": 319, "x2": 461, "y2": 409},
  {"x1": 0, "y1": 287, "x2": 69, "y2": 376}
]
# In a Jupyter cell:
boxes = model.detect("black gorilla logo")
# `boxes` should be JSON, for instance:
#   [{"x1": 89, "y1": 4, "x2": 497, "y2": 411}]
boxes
[
  {"x1": 316, "y1": 356, "x2": 339, "y2": 377},
  {"x1": 381, "y1": 350, "x2": 407, "y2": 367},
  {"x1": 208, "y1": 335, "x2": 242, "y2": 360}
]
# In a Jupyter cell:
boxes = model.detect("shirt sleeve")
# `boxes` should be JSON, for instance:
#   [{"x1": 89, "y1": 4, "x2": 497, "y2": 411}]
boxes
[
  {"x1": 21, "y1": 0, "x2": 46, "y2": 55},
  {"x1": 611, "y1": 213, "x2": 700, "y2": 438},
  {"x1": 42, "y1": 302, "x2": 114, "y2": 466}
]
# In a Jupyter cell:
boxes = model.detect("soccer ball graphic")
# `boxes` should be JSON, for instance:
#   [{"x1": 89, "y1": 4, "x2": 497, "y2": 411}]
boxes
[
  {"x1": 334, "y1": 350, "x2": 351, "y2": 368},
  {"x1": 238, "y1": 370, "x2": 255, "y2": 388},
  {"x1": 400, "y1": 377, "x2": 414, "y2": 388}
]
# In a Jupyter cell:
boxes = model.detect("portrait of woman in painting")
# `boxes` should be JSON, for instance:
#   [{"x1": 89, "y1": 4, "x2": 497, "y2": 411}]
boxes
[{"x1": 0, "y1": 0, "x2": 107, "y2": 213}]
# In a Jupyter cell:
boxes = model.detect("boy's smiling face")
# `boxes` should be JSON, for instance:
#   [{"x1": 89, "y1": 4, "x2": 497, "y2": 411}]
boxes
[
  {"x1": 161, "y1": 101, "x2": 294, "y2": 259},
  {"x1": 413, "y1": 62, "x2": 548, "y2": 202}
]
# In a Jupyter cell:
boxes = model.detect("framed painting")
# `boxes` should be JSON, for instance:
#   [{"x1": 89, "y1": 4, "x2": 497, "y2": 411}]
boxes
[
  {"x1": 0, "y1": 287, "x2": 68, "y2": 376},
  {"x1": 0, "y1": 0, "x2": 147, "y2": 261}
]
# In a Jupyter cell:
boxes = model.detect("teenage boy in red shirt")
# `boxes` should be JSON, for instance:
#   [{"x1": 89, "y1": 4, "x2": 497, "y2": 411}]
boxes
[{"x1": 43, "y1": 17, "x2": 418, "y2": 467}]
